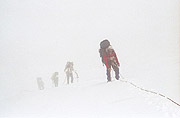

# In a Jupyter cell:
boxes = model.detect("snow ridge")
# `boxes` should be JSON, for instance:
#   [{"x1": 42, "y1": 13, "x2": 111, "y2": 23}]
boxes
[{"x1": 119, "y1": 74, "x2": 180, "y2": 107}]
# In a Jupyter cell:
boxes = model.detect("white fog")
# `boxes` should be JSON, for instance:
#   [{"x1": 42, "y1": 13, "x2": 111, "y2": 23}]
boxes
[{"x1": 0, "y1": 0, "x2": 180, "y2": 118}]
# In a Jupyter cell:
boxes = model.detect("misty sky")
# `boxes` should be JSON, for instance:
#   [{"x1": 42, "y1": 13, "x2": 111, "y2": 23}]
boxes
[{"x1": 0, "y1": 0, "x2": 179, "y2": 102}]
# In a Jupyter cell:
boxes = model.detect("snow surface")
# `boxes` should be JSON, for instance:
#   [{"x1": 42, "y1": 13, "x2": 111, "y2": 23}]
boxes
[
  {"x1": 0, "y1": 0, "x2": 180, "y2": 117},
  {"x1": 0, "y1": 78, "x2": 180, "y2": 118}
]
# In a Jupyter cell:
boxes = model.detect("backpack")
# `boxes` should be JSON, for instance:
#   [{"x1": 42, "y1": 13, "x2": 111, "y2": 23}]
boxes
[
  {"x1": 65, "y1": 62, "x2": 74, "y2": 73},
  {"x1": 99, "y1": 40, "x2": 110, "y2": 64}
]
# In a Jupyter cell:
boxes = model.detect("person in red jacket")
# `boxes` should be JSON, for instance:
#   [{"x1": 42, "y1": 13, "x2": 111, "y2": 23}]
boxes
[{"x1": 104, "y1": 45, "x2": 120, "y2": 82}]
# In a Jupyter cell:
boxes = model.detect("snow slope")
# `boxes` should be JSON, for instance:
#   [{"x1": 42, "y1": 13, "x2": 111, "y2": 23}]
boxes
[
  {"x1": 0, "y1": 78, "x2": 180, "y2": 118},
  {"x1": 0, "y1": 0, "x2": 180, "y2": 117}
]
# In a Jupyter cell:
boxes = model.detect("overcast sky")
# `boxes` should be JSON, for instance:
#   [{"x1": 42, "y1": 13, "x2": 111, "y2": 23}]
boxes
[{"x1": 0, "y1": 0, "x2": 179, "y2": 102}]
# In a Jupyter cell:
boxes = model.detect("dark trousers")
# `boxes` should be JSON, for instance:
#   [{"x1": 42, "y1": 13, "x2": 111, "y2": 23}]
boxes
[
  {"x1": 54, "y1": 78, "x2": 58, "y2": 87},
  {"x1": 66, "y1": 72, "x2": 73, "y2": 84},
  {"x1": 106, "y1": 63, "x2": 119, "y2": 81},
  {"x1": 37, "y1": 82, "x2": 44, "y2": 90}
]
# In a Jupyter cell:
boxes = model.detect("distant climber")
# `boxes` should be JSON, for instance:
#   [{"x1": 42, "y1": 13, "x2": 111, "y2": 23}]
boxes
[
  {"x1": 51, "y1": 72, "x2": 59, "y2": 87},
  {"x1": 37, "y1": 77, "x2": 44, "y2": 90},
  {"x1": 64, "y1": 61, "x2": 78, "y2": 84}
]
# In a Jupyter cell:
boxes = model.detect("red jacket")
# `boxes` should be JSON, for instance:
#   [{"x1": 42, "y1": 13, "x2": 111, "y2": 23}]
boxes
[{"x1": 104, "y1": 50, "x2": 120, "y2": 68}]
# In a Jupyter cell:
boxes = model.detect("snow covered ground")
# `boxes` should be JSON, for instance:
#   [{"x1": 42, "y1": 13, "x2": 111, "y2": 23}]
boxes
[
  {"x1": 0, "y1": 78, "x2": 180, "y2": 118},
  {"x1": 0, "y1": 0, "x2": 180, "y2": 118}
]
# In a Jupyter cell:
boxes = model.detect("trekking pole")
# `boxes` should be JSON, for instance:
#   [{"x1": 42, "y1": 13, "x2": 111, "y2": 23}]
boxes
[
  {"x1": 75, "y1": 71, "x2": 79, "y2": 78},
  {"x1": 74, "y1": 71, "x2": 79, "y2": 82}
]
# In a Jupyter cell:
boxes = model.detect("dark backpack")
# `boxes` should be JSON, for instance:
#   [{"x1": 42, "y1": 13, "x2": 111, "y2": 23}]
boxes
[
  {"x1": 66, "y1": 62, "x2": 73, "y2": 69},
  {"x1": 99, "y1": 40, "x2": 110, "y2": 64}
]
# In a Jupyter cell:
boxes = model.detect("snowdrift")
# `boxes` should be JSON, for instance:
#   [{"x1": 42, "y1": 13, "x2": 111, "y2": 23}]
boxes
[{"x1": 0, "y1": 78, "x2": 180, "y2": 118}]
